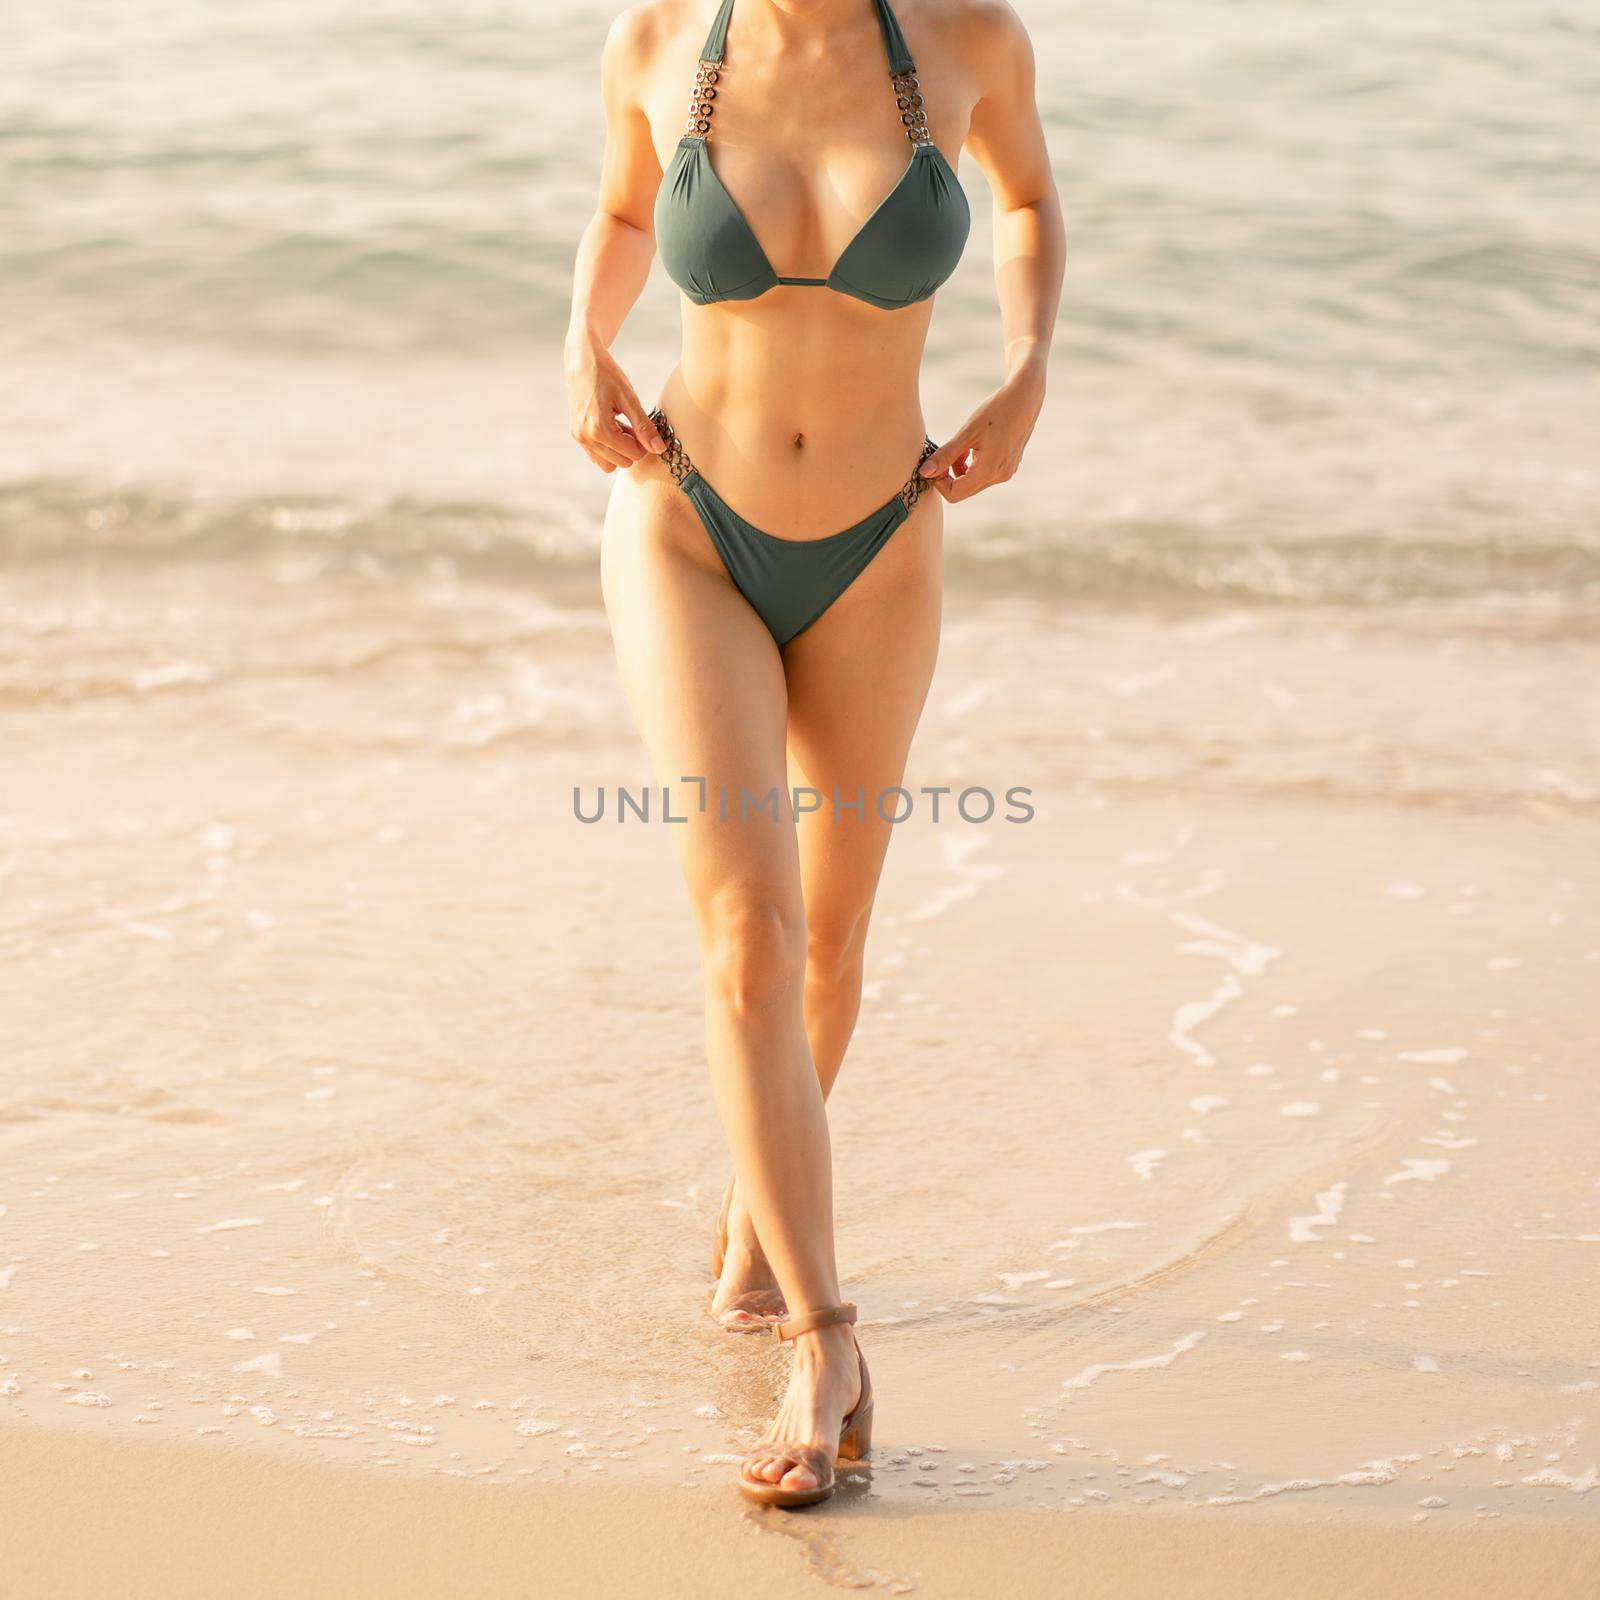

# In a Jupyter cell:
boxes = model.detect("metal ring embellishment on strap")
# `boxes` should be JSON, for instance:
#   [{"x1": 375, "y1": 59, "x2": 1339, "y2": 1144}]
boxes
[
  {"x1": 890, "y1": 68, "x2": 933, "y2": 146},
  {"x1": 684, "y1": 60, "x2": 721, "y2": 139},
  {"x1": 649, "y1": 409, "x2": 695, "y2": 486},
  {"x1": 681, "y1": 38, "x2": 930, "y2": 148},
  {"x1": 897, "y1": 438, "x2": 939, "y2": 512}
]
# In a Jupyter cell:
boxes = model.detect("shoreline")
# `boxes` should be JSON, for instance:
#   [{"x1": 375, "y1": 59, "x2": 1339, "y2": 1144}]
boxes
[{"x1": 8, "y1": 1423, "x2": 1598, "y2": 1600}]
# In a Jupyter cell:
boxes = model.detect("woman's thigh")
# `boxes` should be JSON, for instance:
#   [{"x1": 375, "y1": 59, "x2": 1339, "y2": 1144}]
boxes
[
  {"x1": 781, "y1": 496, "x2": 943, "y2": 943},
  {"x1": 601, "y1": 471, "x2": 803, "y2": 925}
]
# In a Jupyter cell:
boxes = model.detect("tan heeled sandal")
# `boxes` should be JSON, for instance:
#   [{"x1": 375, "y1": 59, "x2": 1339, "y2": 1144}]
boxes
[
  {"x1": 710, "y1": 1178, "x2": 787, "y2": 1334},
  {"x1": 737, "y1": 1303, "x2": 873, "y2": 1509}
]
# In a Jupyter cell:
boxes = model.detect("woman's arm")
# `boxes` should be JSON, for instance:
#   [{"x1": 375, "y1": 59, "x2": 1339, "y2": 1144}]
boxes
[
  {"x1": 920, "y1": 0, "x2": 1064, "y2": 502},
  {"x1": 565, "y1": 7, "x2": 668, "y2": 472}
]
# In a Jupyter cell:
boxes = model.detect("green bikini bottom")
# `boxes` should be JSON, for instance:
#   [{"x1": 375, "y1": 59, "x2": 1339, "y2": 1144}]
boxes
[{"x1": 649, "y1": 409, "x2": 937, "y2": 646}]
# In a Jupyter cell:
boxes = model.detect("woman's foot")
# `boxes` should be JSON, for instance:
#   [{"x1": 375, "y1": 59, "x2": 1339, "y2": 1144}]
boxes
[
  {"x1": 711, "y1": 1181, "x2": 788, "y2": 1332},
  {"x1": 739, "y1": 1317, "x2": 871, "y2": 1503}
]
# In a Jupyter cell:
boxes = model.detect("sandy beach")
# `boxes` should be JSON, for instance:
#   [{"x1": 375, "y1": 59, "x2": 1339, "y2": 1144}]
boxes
[
  {"x1": 9, "y1": 1425, "x2": 1600, "y2": 1600},
  {"x1": 4, "y1": 558, "x2": 1598, "y2": 1592}
]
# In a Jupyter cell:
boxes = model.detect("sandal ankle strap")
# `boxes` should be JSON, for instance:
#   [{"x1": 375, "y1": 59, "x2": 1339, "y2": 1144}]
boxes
[{"x1": 773, "y1": 1302, "x2": 857, "y2": 1343}]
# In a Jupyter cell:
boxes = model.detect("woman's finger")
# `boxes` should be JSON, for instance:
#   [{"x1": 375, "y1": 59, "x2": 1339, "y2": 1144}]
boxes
[
  {"x1": 616, "y1": 392, "x2": 666, "y2": 457},
  {"x1": 596, "y1": 409, "x2": 648, "y2": 465},
  {"x1": 930, "y1": 444, "x2": 981, "y2": 500},
  {"x1": 918, "y1": 431, "x2": 978, "y2": 481},
  {"x1": 936, "y1": 447, "x2": 1018, "y2": 503},
  {"x1": 578, "y1": 427, "x2": 633, "y2": 472}
]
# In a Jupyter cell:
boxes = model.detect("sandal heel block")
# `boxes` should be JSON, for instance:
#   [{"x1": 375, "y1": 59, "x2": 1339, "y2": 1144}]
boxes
[
  {"x1": 837, "y1": 1396, "x2": 873, "y2": 1462},
  {"x1": 737, "y1": 1302, "x2": 872, "y2": 1509}
]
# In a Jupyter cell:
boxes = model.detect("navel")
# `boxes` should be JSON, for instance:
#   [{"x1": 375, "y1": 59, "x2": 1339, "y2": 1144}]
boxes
[{"x1": 791, "y1": 432, "x2": 805, "y2": 450}]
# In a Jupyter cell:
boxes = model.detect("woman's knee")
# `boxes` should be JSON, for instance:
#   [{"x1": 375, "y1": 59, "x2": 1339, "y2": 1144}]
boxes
[
  {"x1": 805, "y1": 904, "x2": 871, "y2": 991},
  {"x1": 699, "y1": 887, "x2": 807, "y2": 1018}
]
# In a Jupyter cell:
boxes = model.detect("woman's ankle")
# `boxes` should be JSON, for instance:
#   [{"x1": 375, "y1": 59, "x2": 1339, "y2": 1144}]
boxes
[
  {"x1": 726, "y1": 1190, "x2": 768, "y2": 1262},
  {"x1": 788, "y1": 1322, "x2": 857, "y2": 1370}
]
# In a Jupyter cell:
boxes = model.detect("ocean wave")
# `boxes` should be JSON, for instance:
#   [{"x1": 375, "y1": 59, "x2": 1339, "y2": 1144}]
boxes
[{"x1": 5, "y1": 477, "x2": 1597, "y2": 609}]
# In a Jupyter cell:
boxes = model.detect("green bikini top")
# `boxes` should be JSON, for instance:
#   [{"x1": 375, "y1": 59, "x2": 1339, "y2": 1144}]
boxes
[{"x1": 654, "y1": 0, "x2": 970, "y2": 311}]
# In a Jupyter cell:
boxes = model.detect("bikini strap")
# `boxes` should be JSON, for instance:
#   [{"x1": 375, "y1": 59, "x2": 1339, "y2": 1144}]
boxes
[
  {"x1": 699, "y1": 0, "x2": 736, "y2": 63},
  {"x1": 649, "y1": 409, "x2": 696, "y2": 488},
  {"x1": 701, "y1": 0, "x2": 906, "y2": 67},
  {"x1": 898, "y1": 438, "x2": 940, "y2": 512},
  {"x1": 871, "y1": 0, "x2": 933, "y2": 147},
  {"x1": 870, "y1": 0, "x2": 916, "y2": 76},
  {"x1": 684, "y1": 0, "x2": 931, "y2": 148},
  {"x1": 682, "y1": 0, "x2": 735, "y2": 141}
]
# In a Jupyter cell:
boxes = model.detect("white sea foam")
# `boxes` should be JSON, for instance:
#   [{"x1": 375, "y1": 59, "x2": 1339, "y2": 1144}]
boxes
[
  {"x1": 1063, "y1": 1331, "x2": 1205, "y2": 1392},
  {"x1": 196, "y1": 1217, "x2": 264, "y2": 1233},
  {"x1": 1290, "y1": 1181, "x2": 1347, "y2": 1244},
  {"x1": 1049, "y1": 1221, "x2": 1147, "y2": 1251},
  {"x1": 1522, "y1": 1464, "x2": 1598, "y2": 1496},
  {"x1": 1397, "y1": 1048, "x2": 1467, "y2": 1065},
  {"x1": 1129, "y1": 1149, "x2": 1167, "y2": 1180},
  {"x1": 1169, "y1": 975, "x2": 1243, "y2": 1068},
  {"x1": 1170, "y1": 912, "x2": 1280, "y2": 977},
  {"x1": 1386, "y1": 1158, "x2": 1451, "y2": 1185},
  {"x1": 999, "y1": 1270, "x2": 1051, "y2": 1290}
]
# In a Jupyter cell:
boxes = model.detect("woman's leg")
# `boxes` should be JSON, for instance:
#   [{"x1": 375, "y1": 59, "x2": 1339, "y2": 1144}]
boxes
[
  {"x1": 602, "y1": 472, "x2": 860, "y2": 1489},
  {"x1": 717, "y1": 495, "x2": 944, "y2": 1322},
  {"x1": 787, "y1": 495, "x2": 944, "y2": 1091}
]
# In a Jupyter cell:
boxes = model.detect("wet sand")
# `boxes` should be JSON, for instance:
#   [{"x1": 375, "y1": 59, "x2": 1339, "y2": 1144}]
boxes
[
  {"x1": 3, "y1": 562, "x2": 1598, "y2": 1590},
  {"x1": 8, "y1": 1424, "x2": 1600, "y2": 1600}
]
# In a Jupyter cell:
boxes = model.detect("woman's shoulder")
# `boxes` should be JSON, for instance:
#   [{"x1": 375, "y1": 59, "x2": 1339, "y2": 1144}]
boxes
[
  {"x1": 906, "y1": 0, "x2": 1033, "y2": 95},
  {"x1": 908, "y1": 0, "x2": 1032, "y2": 57},
  {"x1": 602, "y1": 0, "x2": 698, "y2": 72},
  {"x1": 600, "y1": 0, "x2": 706, "y2": 111}
]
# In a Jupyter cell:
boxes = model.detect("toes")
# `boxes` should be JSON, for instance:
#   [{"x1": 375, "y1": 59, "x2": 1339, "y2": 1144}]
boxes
[
  {"x1": 780, "y1": 1462, "x2": 819, "y2": 1492},
  {"x1": 719, "y1": 1310, "x2": 773, "y2": 1333}
]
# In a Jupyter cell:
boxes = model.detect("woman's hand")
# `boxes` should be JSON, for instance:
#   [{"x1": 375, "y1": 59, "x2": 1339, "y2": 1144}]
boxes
[
  {"x1": 917, "y1": 357, "x2": 1047, "y2": 503},
  {"x1": 565, "y1": 336, "x2": 665, "y2": 474}
]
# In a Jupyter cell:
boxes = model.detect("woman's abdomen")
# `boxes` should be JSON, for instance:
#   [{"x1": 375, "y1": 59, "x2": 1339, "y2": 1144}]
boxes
[{"x1": 659, "y1": 293, "x2": 936, "y2": 540}]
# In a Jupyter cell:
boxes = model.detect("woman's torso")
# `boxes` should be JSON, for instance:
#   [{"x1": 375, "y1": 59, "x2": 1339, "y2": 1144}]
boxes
[{"x1": 640, "y1": 0, "x2": 977, "y2": 538}]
